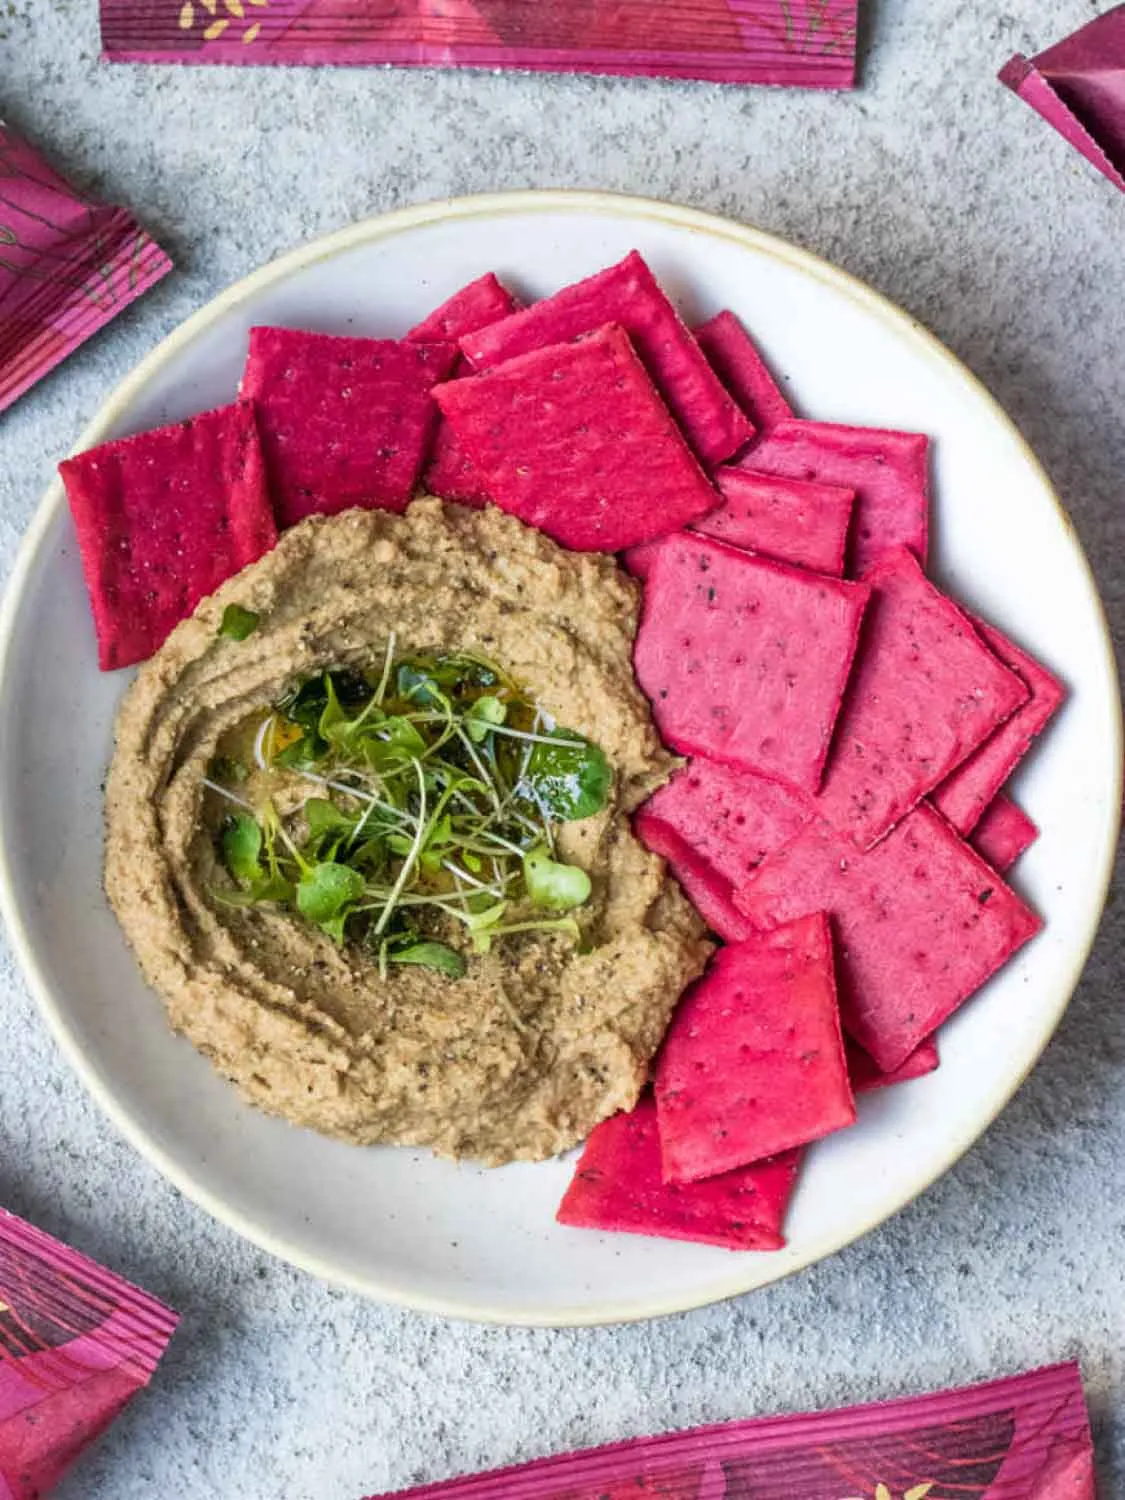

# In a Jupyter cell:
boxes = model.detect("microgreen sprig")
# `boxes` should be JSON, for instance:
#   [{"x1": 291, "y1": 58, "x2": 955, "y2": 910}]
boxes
[{"x1": 205, "y1": 649, "x2": 611, "y2": 979}]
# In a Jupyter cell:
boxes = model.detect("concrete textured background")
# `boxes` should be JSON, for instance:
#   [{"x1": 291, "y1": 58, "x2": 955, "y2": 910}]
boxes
[{"x1": 2, "y1": 2, "x2": 1124, "y2": 1496}]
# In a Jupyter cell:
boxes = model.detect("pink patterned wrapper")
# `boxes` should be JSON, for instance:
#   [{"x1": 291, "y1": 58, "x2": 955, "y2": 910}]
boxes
[
  {"x1": 100, "y1": 1, "x2": 859, "y2": 89},
  {"x1": 1000, "y1": 7, "x2": 1125, "y2": 194},
  {"x1": 0, "y1": 1209, "x2": 178, "y2": 1499},
  {"x1": 365, "y1": 1362, "x2": 1095, "y2": 1500},
  {"x1": 0, "y1": 123, "x2": 171, "y2": 415}
]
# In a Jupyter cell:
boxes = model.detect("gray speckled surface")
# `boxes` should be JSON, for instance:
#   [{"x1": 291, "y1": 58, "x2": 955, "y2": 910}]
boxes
[{"x1": 2, "y1": 2, "x2": 1124, "y2": 1496}]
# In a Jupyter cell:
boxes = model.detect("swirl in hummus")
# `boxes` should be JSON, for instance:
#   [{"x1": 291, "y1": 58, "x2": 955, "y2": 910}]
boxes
[{"x1": 105, "y1": 498, "x2": 710, "y2": 1164}]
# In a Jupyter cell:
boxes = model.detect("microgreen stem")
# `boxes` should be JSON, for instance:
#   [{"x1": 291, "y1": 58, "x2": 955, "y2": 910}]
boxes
[
  {"x1": 372, "y1": 757, "x2": 427, "y2": 938},
  {"x1": 252, "y1": 714, "x2": 277, "y2": 771},
  {"x1": 372, "y1": 631, "x2": 397, "y2": 705},
  {"x1": 201, "y1": 777, "x2": 255, "y2": 811},
  {"x1": 486, "y1": 724, "x2": 586, "y2": 748},
  {"x1": 455, "y1": 727, "x2": 503, "y2": 814}
]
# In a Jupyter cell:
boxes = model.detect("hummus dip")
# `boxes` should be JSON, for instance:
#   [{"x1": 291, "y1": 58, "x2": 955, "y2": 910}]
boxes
[{"x1": 105, "y1": 498, "x2": 710, "y2": 1164}]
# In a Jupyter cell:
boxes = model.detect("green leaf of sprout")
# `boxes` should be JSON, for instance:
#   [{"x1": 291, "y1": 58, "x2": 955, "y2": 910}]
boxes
[
  {"x1": 467, "y1": 900, "x2": 507, "y2": 931},
  {"x1": 271, "y1": 734, "x2": 325, "y2": 770},
  {"x1": 219, "y1": 604, "x2": 260, "y2": 642},
  {"x1": 385, "y1": 716, "x2": 428, "y2": 754},
  {"x1": 296, "y1": 861, "x2": 365, "y2": 931},
  {"x1": 222, "y1": 814, "x2": 263, "y2": 886},
  {"x1": 466, "y1": 695, "x2": 506, "y2": 743},
  {"x1": 317, "y1": 911, "x2": 351, "y2": 944},
  {"x1": 520, "y1": 730, "x2": 611, "y2": 822},
  {"x1": 318, "y1": 674, "x2": 350, "y2": 743},
  {"x1": 303, "y1": 798, "x2": 356, "y2": 842},
  {"x1": 280, "y1": 670, "x2": 372, "y2": 736},
  {"x1": 523, "y1": 846, "x2": 592, "y2": 911},
  {"x1": 388, "y1": 940, "x2": 467, "y2": 979},
  {"x1": 396, "y1": 662, "x2": 443, "y2": 706}
]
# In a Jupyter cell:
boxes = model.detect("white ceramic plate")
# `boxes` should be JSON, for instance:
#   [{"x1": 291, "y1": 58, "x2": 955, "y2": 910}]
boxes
[{"x1": 0, "y1": 192, "x2": 1119, "y2": 1327}]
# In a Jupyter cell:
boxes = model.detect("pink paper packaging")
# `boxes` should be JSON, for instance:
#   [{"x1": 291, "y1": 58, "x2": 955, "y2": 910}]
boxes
[
  {"x1": 0, "y1": 121, "x2": 171, "y2": 415},
  {"x1": 1001, "y1": 7, "x2": 1125, "y2": 193},
  {"x1": 0, "y1": 1209, "x2": 178, "y2": 1498},
  {"x1": 362, "y1": 1362, "x2": 1096, "y2": 1500},
  {"x1": 100, "y1": 0, "x2": 859, "y2": 89}
]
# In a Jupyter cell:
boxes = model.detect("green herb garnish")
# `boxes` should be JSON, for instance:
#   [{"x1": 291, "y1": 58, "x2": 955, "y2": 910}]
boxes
[
  {"x1": 519, "y1": 729, "x2": 612, "y2": 822},
  {"x1": 206, "y1": 643, "x2": 611, "y2": 978},
  {"x1": 219, "y1": 604, "x2": 260, "y2": 641},
  {"x1": 222, "y1": 813, "x2": 263, "y2": 885},
  {"x1": 385, "y1": 939, "x2": 467, "y2": 979},
  {"x1": 523, "y1": 846, "x2": 592, "y2": 911}
]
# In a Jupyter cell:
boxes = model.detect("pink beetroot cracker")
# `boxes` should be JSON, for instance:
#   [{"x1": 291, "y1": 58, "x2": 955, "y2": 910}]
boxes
[
  {"x1": 700, "y1": 468, "x2": 854, "y2": 575},
  {"x1": 814, "y1": 547, "x2": 1029, "y2": 850},
  {"x1": 622, "y1": 468, "x2": 853, "y2": 581},
  {"x1": 633, "y1": 532, "x2": 870, "y2": 792},
  {"x1": 736, "y1": 419, "x2": 929, "y2": 575},
  {"x1": 695, "y1": 309, "x2": 794, "y2": 432},
  {"x1": 655, "y1": 916, "x2": 855, "y2": 1183},
  {"x1": 641, "y1": 759, "x2": 811, "y2": 889},
  {"x1": 407, "y1": 273, "x2": 521, "y2": 507},
  {"x1": 931, "y1": 617, "x2": 1064, "y2": 835},
  {"x1": 846, "y1": 1036, "x2": 940, "y2": 1094},
  {"x1": 59, "y1": 400, "x2": 277, "y2": 671},
  {"x1": 620, "y1": 535, "x2": 669, "y2": 581},
  {"x1": 970, "y1": 794, "x2": 1039, "y2": 873},
  {"x1": 460, "y1": 252, "x2": 752, "y2": 469},
  {"x1": 634, "y1": 808, "x2": 756, "y2": 942},
  {"x1": 241, "y1": 326, "x2": 458, "y2": 527},
  {"x1": 406, "y1": 272, "x2": 518, "y2": 344},
  {"x1": 434, "y1": 324, "x2": 719, "y2": 551},
  {"x1": 419, "y1": 422, "x2": 494, "y2": 507},
  {"x1": 556, "y1": 1094, "x2": 801, "y2": 1253},
  {"x1": 736, "y1": 803, "x2": 1043, "y2": 1072}
]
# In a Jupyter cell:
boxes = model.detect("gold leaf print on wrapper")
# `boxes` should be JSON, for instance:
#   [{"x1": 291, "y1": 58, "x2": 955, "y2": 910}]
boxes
[
  {"x1": 177, "y1": 0, "x2": 268, "y2": 43},
  {"x1": 842, "y1": 1484, "x2": 935, "y2": 1500}
]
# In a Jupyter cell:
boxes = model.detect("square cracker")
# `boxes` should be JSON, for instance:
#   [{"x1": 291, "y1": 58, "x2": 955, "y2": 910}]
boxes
[
  {"x1": 931, "y1": 616, "x2": 1064, "y2": 835},
  {"x1": 701, "y1": 467, "x2": 854, "y2": 575},
  {"x1": 460, "y1": 251, "x2": 752, "y2": 469},
  {"x1": 814, "y1": 547, "x2": 1029, "y2": 849},
  {"x1": 624, "y1": 468, "x2": 854, "y2": 581},
  {"x1": 59, "y1": 400, "x2": 276, "y2": 670},
  {"x1": 695, "y1": 309, "x2": 794, "y2": 432},
  {"x1": 434, "y1": 323, "x2": 719, "y2": 551},
  {"x1": 242, "y1": 326, "x2": 457, "y2": 526},
  {"x1": 634, "y1": 808, "x2": 756, "y2": 943},
  {"x1": 633, "y1": 532, "x2": 870, "y2": 792},
  {"x1": 406, "y1": 272, "x2": 517, "y2": 344},
  {"x1": 969, "y1": 793, "x2": 1039, "y2": 873},
  {"x1": 737, "y1": 418, "x2": 929, "y2": 575},
  {"x1": 655, "y1": 915, "x2": 855, "y2": 1182},
  {"x1": 556, "y1": 1094, "x2": 800, "y2": 1252},
  {"x1": 640, "y1": 758, "x2": 811, "y2": 889},
  {"x1": 736, "y1": 802, "x2": 1042, "y2": 1072},
  {"x1": 407, "y1": 273, "x2": 520, "y2": 506},
  {"x1": 846, "y1": 1036, "x2": 940, "y2": 1094}
]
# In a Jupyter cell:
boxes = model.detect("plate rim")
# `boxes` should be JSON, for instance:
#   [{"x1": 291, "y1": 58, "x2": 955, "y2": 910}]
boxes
[{"x1": 1, "y1": 187, "x2": 1120, "y2": 1327}]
